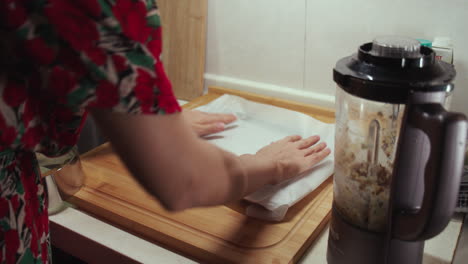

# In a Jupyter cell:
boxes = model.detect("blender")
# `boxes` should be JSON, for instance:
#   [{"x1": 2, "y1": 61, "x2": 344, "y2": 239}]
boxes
[{"x1": 327, "y1": 36, "x2": 467, "y2": 264}]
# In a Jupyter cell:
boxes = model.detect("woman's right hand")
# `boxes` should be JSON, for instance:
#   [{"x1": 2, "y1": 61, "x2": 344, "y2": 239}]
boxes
[{"x1": 254, "y1": 135, "x2": 331, "y2": 183}]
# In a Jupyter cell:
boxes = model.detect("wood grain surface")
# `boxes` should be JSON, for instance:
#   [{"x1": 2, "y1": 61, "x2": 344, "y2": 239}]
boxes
[
  {"x1": 158, "y1": 0, "x2": 207, "y2": 100},
  {"x1": 69, "y1": 87, "x2": 336, "y2": 264}
]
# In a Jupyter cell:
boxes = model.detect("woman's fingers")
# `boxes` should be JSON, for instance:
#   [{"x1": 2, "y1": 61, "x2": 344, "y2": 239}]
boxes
[
  {"x1": 297, "y1": 135, "x2": 320, "y2": 149},
  {"x1": 199, "y1": 111, "x2": 237, "y2": 124},
  {"x1": 303, "y1": 142, "x2": 327, "y2": 156},
  {"x1": 255, "y1": 133, "x2": 332, "y2": 179},
  {"x1": 197, "y1": 122, "x2": 226, "y2": 136},
  {"x1": 306, "y1": 147, "x2": 332, "y2": 164},
  {"x1": 282, "y1": 135, "x2": 302, "y2": 142}
]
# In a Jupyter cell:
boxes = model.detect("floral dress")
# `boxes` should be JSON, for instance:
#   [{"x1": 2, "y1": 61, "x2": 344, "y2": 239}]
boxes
[{"x1": 0, "y1": 0, "x2": 180, "y2": 263}]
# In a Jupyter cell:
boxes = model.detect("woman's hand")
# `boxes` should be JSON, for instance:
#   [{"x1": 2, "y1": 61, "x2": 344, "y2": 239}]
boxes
[
  {"x1": 184, "y1": 110, "x2": 237, "y2": 137},
  {"x1": 254, "y1": 135, "x2": 331, "y2": 182}
]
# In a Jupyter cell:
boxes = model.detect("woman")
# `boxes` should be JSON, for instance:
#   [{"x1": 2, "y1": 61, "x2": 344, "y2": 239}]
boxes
[{"x1": 0, "y1": 1, "x2": 331, "y2": 263}]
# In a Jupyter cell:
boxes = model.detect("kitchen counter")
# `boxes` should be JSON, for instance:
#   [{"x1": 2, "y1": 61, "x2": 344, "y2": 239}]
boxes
[
  {"x1": 50, "y1": 97, "x2": 466, "y2": 263},
  {"x1": 50, "y1": 207, "x2": 464, "y2": 263}
]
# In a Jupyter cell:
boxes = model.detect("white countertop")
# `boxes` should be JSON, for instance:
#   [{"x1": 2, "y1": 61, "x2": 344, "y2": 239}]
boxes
[
  {"x1": 50, "y1": 207, "x2": 195, "y2": 264},
  {"x1": 300, "y1": 216, "x2": 464, "y2": 264},
  {"x1": 50, "y1": 207, "x2": 463, "y2": 264}
]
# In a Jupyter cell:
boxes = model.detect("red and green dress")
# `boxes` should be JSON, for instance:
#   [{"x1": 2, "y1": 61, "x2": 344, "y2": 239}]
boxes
[{"x1": 0, "y1": 1, "x2": 180, "y2": 263}]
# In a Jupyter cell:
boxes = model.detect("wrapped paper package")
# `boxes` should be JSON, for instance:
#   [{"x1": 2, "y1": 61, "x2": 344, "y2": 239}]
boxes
[{"x1": 196, "y1": 95, "x2": 335, "y2": 221}]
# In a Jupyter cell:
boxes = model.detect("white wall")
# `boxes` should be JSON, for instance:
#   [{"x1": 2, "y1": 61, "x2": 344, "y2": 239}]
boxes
[{"x1": 205, "y1": 0, "x2": 468, "y2": 114}]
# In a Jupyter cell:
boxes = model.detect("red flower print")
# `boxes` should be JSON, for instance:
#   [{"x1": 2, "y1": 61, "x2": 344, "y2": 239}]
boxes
[
  {"x1": 10, "y1": 195, "x2": 20, "y2": 212},
  {"x1": 0, "y1": 0, "x2": 28, "y2": 28},
  {"x1": 73, "y1": 0, "x2": 102, "y2": 18},
  {"x1": 112, "y1": 54, "x2": 128, "y2": 73},
  {"x1": 21, "y1": 192, "x2": 40, "y2": 258},
  {"x1": 22, "y1": 98, "x2": 39, "y2": 127},
  {"x1": 30, "y1": 225, "x2": 38, "y2": 256},
  {"x1": 24, "y1": 38, "x2": 56, "y2": 65},
  {"x1": 157, "y1": 95, "x2": 180, "y2": 114},
  {"x1": 93, "y1": 80, "x2": 119, "y2": 108},
  {"x1": 154, "y1": 62, "x2": 173, "y2": 95},
  {"x1": 53, "y1": 106, "x2": 75, "y2": 123},
  {"x1": 0, "y1": 114, "x2": 17, "y2": 149},
  {"x1": 5, "y1": 229, "x2": 20, "y2": 264},
  {"x1": 0, "y1": 197, "x2": 8, "y2": 219},
  {"x1": 39, "y1": 211, "x2": 49, "y2": 235},
  {"x1": 58, "y1": 49, "x2": 88, "y2": 78},
  {"x1": 47, "y1": 118, "x2": 59, "y2": 143},
  {"x1": 21, "y1": 125, "x2": 45, "y2": 150},
  {"x1": 45, "y1": 0, "x2": 100, "y2": 57},
  {"x1": 3, "y1": 79, "x2": 27, "y2": 107},
  {"x1": 35, "y1": 213, "x2": 48, "y2": 250},
  {"x1": 5, "y1": 161, "x2": 17, "y2": 173},
  {"x1": 135, "y1": 69, "x2": 155, "y2": 112},
  {"x1": 41, "y1": 242, "x2": 48, "y2": 263},
  {"x1": 0, "y1": 127, "x2": 17, "y2": 149},
  {"x1": 18, "y1": 152, "x2": 34, "y2": 176},
  {"x1": 147, "y1": 27, "x2": 162, "y2": 59},
  {"x1": 23, "y1": 200, "x2": 33, "y2": 230},
  {"x1": 113, "y1": 0, "x2": 151, "y2": 43},
  {"x1": 154, "y1": 62, "x2": 180, "y2": 113},
  {"x1": 20, "y1": 164, "x2": 39, "y2": 234},
  {"x1": 76, "y1": 111, "x2": 89, "y2": 135},
  {"x1": 85, "y1": 46, "x2": 107, "y2": 66},
  {"x1": 58, "y1": 131, "x2": 79, "y2": 146},
  {"x1": 33, "y1": 214, "x2": 49, "y2": 259},
  {"x1": 49, "y1": 66, "x2": 77, "y2": 101}
]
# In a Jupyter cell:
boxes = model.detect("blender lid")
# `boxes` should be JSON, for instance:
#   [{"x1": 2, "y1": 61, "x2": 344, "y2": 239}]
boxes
[{"x1": 333, "y1": 36, "x2": 456, "y2": 104}]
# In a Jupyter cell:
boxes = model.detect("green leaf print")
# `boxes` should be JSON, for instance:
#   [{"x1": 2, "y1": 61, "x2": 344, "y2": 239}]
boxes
[
  {"x1": 36, "y1": 24, "x2": 57, "y2": 46},
  {"x1": 38, "y1": 196, "x2": 45, "y2": 211},
  {"x1": 147, "y1": 0, "x2": 158, "y2": 9},
  {"x1": 86, "y1": 61, "x2": 108, "y2": 81},
  {"x1": 121, "y1": 96, "x2": 131, "y2": 106},
  {"x1": 147, "y1": 14, "x2": 161, "y2": 29},
  {"x1": 100, "y1": 24, "x2": 122, "y2": 35},
  {"x1": 126, "y1": 50, "x2": 155, "y2": 70},
  {"x1": 16, "y1": 123, "x2": 25, "y2": 142},
  {"x1": 67, "y1": 118, "x2": 83, "y2": 129},
  {"x1": 0, "y1": 170, "x2": 4, "y2": 181},
  {"x1": 16, "y1": 181, "x2": 25, "y2": 195},
  {"x1": 67, "y1": 80, "x2": 93, "y2": 107},
  {"x1": 30, "y1": 0, "x2": 47, "y2": 12},
  {"x1": 19, "y1": 248, "x2": 36, "y2": 264},
  {"x1": 98, "y1": 0, "x2": 114, "y2": 17},
  {"x1": 0, "y1": 220, "x2": 9, "y2": 231},
  {"x1": 16, "y1": 27, "x2": 29, "y2": 40}
]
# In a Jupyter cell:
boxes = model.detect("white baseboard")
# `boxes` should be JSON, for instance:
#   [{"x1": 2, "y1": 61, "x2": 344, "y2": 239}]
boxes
[{"x1": 204, "y1": 73, "x2": 336, "y2": 109}]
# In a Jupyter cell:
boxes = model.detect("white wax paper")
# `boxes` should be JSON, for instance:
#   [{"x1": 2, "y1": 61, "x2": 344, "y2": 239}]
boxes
[{"x1": 196, "y1": 94, "x2": 335, "y2": 221}]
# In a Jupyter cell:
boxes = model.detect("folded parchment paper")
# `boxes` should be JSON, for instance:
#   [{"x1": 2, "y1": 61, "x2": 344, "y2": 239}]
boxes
[{"x1": 196, "y1": 95, "x2": 335, "y2": 221}]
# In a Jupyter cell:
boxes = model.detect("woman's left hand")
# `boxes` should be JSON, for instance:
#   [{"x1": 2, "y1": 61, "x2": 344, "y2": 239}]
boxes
[{"x1": 184, "y1": 110, "x2": 237, "y2": 137}]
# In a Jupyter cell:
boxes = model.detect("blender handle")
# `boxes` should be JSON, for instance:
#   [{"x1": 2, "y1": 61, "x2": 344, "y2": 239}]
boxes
[{"x1": 391, "y1": 103, "x2": 467, "y2": 241}]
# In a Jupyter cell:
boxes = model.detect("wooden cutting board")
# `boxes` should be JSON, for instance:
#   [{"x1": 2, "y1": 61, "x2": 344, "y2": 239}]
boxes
[{"x1": 69, "y1": 87, "x2": 336, "y2": 264}]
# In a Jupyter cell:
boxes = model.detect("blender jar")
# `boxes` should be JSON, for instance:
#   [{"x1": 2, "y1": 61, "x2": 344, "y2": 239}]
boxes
[
  {"x1": 328, "y1": 35, "x2": 467, "y2": 264},
  {"x1": 334, "y1": 88, "x2": 405, "y2": 232}
]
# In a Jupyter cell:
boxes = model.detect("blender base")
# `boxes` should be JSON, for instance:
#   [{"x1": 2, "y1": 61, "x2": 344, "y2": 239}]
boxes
[{"x1": 327, "y1": 206, "x2": 424, "y2": 264}]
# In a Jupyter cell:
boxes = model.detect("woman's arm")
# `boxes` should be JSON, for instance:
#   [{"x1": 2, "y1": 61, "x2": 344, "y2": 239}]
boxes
[{"x1": 91, "y1": 109, "x2": 330, "y2": 211}]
